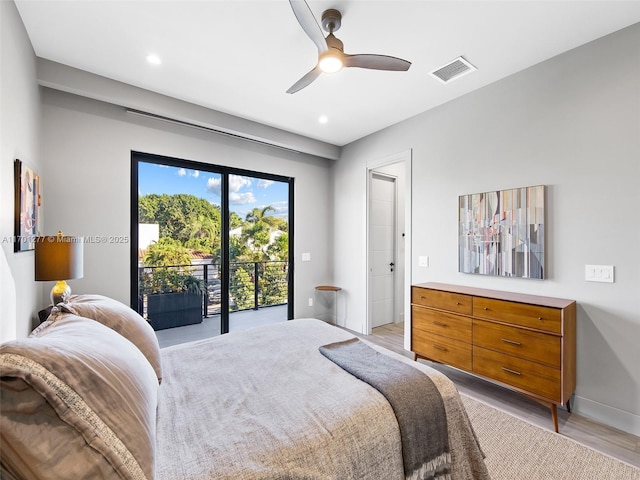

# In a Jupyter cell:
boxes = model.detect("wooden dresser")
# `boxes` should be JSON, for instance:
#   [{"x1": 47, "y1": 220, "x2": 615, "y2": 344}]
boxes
[{"x1": 411, "y1": 282, "x2": 576, "y2": 432}]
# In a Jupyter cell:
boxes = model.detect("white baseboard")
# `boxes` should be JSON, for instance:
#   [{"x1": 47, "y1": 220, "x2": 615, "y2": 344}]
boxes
[{"x1": 573, "y1": 395, "x2": 640, "y2": 437}]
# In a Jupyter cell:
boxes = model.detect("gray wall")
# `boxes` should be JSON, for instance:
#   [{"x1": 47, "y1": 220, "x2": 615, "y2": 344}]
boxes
[
  {"x1": 0, "y1": 1, "x2": 43, "y2": 340},
  {"x1": 40, "y1": 88, "x2": 333, "y2": 319},
  {"x1": 334, "y1": 24, "x2": 640, "y2": 434}
]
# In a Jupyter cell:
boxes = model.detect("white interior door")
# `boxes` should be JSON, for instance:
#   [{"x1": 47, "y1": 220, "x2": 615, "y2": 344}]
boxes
[{"x1": 369, "y1": 172, "x2": 396, "y2": 328}]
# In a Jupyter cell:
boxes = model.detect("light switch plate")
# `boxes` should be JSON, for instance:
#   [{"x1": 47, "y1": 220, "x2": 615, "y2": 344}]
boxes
[
  {"x1": 418, "y1": 256, "x2": 429, "y2": 267},
  {"x1": 585, "y1": 264, "x2": 614, "y2": 283},
  {"x1": 301, "y1": 252, "x2": 311, "y2": 262}
]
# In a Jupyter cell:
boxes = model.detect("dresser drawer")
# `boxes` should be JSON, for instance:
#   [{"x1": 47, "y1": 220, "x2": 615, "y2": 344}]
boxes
[
  {"x1": 473, "y1": 320, "x2": 561, "y2": 368},
  {"x1": 412, "y1": 287, "x2": 472, "y2": 315},
  {"x1": 412, "y1": 330, "x2": 472, "y2": 371},
  {"x1": 473, "y1": 346, "x2": 561, "y2": 401},
  {"x1": 473, "y1": 297, "x2": 562, "y2": 334},
  {"x1": 412, "y1": 306, "x2": 472, "y2": 343}
]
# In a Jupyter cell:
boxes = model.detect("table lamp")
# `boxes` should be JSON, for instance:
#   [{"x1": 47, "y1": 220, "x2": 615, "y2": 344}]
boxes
[{"x1": 35, "y1": 231, "x2": 84, "y2": 305}]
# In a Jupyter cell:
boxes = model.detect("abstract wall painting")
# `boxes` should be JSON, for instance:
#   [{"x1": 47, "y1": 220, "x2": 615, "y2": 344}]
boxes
[
  {"x1": 459, "y1": 185, "x2": 545, "y2": 279},
  {"x1": 14, "y1": 159, "x2": 42, "y2": 252}
]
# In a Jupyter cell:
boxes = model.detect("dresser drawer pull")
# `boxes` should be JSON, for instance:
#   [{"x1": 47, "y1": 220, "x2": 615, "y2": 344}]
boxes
[
  {"x1": 484, "y1": 307, "x2": 489, "y2": 311},
  {"x1": 456, "y1": 302, "x2": 462, "y2": 305},
  {"x1": 432, "y1": 345, "x2": 447, "y2": 352},
  {"x1": 538, "y1": 317, "x2": 543, "y2": 320},
  {"x1": 502, "y1": 367, "x2": 522, "y2": 376},
  {"x1": 432, "y1": 321, "x2": 447, "y2": 327},
  {"x1": 501, "y1": 338, "x2": 522, "y2": 346}
]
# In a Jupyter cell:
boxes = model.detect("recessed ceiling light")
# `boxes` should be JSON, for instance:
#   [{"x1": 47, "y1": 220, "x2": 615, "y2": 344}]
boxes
[
  {"x1": 318, "y1": 115, "x2": 328, "y2": 124},
  {"x1": 146, "y1": 54, "x2": 162, "y2": 65}
]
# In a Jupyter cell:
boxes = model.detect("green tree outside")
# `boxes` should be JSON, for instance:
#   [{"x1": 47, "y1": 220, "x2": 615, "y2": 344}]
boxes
[{"x1": 140, "y1": 193, "x2": 289, "y2": 309}]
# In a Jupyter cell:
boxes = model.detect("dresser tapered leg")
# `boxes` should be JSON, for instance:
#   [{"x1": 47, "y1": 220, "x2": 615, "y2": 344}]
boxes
[
  {"x1": 566, "y1": 398, "x2": 572, "y2": 413},
  {"x1": 551, "y1": 404, "x2": 559, "y2": 433}
]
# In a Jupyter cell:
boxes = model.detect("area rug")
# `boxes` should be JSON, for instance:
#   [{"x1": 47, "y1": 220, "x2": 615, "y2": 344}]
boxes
[{"x1": 461, "y1": 395, "x2": 640, "y2": 480}]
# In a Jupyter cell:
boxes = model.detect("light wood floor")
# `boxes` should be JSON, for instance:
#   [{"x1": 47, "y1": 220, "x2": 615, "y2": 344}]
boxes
[{"x1": 364, "y1": 322, "x2": 640, "y2": 468}]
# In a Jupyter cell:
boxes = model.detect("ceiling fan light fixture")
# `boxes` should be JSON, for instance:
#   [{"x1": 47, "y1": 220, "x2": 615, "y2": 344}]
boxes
[{"x1": 318, "y1": 52, "x2": 343, "y2": 73}]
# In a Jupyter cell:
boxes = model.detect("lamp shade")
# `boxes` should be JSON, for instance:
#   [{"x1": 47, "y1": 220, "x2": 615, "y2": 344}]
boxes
[{"x1": 35, "y1": 235, "x2": 84, "y2": 281}]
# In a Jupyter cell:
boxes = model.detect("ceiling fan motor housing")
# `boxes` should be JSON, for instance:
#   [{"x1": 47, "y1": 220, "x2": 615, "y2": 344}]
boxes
[{"x1": 321, "y1": 9, "x2": 342, "y2": 33}]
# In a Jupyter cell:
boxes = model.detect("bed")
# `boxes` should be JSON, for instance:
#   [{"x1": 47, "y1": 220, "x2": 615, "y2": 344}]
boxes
[{"x1": 0, "y1": 295, "x2": 490, "y2": 480}]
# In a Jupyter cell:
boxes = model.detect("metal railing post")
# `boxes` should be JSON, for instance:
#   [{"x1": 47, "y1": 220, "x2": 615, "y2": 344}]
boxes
[
  {"x1": 203, "y1": 264, "x2": 208, "y2": 318},
  {"x1": 254, "y1": 262, "x2": 259, "y2": 310}
]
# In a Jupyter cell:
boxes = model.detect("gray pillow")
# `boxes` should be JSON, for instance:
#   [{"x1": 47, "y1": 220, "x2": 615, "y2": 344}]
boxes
[{"x1": 57, "y1": 294, "x2": 163, "y2": 383}]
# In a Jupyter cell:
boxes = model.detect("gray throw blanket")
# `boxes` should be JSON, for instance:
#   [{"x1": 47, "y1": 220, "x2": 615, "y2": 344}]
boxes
[{"x1": 319, "y1": 338, "x2": 451, "y2": 480}]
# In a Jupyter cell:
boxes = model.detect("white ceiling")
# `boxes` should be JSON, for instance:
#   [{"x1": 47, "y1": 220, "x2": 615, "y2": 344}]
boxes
[{"x1": 15, "y1": 1, "x2": 640, "y2": 147}]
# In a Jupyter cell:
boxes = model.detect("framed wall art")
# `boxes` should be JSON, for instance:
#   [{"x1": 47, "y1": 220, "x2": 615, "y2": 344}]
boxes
[
  {"x1": 14, "y1": 159, "x2": 42, "y2": 252},
  {"x1": 459, "y1": 185, "x2": 545, "y2": 279}
]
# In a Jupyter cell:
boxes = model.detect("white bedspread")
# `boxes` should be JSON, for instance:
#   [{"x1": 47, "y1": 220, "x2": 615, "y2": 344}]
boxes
[{"x1": 156, "y1": 319, "x2": 490, "y2": 480}]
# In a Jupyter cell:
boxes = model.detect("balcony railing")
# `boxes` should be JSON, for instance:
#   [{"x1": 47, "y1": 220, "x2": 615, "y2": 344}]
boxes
[{"x1": 138, "y1": 261, "x2": 288, "y2": 319}]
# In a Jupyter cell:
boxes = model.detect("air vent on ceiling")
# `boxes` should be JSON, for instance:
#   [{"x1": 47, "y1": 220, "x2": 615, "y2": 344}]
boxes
[{"x1": 431, "y1": 56, "x2": 477, "y2": 84}]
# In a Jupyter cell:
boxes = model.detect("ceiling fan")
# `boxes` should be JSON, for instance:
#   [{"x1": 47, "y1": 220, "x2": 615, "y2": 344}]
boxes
[{"x1": 286, "y1": 0, "x2": 412, "y2": 94}]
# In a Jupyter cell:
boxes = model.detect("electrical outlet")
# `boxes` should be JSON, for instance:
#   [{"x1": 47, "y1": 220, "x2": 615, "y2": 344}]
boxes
[
  {"x1": 418, "y1": 256, "x2": 429, "y2": 267},
  {"x1": 308, "y1": 297, "x2": 313, "y2": 307}
]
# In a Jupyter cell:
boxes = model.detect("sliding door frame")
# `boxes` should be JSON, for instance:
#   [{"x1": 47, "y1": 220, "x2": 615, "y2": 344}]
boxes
[{"x1": 130, "y1": 151, "x2": 294, "y2": 333}]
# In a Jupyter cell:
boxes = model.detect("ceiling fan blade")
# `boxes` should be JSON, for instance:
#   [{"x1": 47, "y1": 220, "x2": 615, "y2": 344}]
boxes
[
  {"x1": 344, "y1": 54, "x2": 411, "y2": 71},
  {"x1": 286, "y1": 66, "x2": 322, "y2": 94},
  {"x1": 289, "y1": 0, "x2": 328, "y2": 54}
]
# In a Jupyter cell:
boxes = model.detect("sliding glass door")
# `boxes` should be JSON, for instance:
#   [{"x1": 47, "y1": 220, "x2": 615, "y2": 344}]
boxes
[
  {"x1": 131, "y1": 152, "x2": 293, "y2": 339},
  {"x1": 226, "y1": 174, "x2": 291, "y2": 329}
]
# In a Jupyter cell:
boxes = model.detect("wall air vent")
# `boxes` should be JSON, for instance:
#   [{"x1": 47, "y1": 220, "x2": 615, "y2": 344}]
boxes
[{"x1": 430, "y1": 56, "x2": 477, "y2": 84}]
